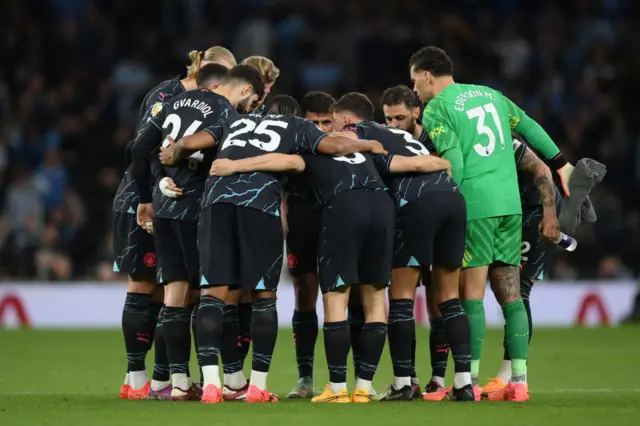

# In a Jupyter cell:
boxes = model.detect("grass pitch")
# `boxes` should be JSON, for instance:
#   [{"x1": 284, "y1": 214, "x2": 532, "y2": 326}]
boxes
[{"x1": 1, "y1": 327, "x2": 639, "y2": 425}]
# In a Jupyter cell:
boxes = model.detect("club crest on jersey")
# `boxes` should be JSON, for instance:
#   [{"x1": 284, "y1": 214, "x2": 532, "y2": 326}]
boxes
[{"x1": 151, "y1": 102, "x2": 163, "y2": 117}]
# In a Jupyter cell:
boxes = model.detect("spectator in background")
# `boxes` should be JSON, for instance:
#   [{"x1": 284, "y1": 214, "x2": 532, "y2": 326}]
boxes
[
  {"x1": 598, "y1": 255, "x2": 634, "y2": 280},
  {"x1": 0, "y1": 0, "x2": 638, "y2": 280},
  {"x1": 0, "y1": 166, "x2": 44, "y2": 277},
  {"x1": 111, "y1": 50, "x2": 151, "y2": 122},
  {"x1": 35, "y1": 149, "x2": 67, "y2": 214}
]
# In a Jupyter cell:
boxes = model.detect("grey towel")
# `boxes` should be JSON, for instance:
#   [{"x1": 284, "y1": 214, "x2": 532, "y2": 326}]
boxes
[{"x1": 559, "y1": 158, "x2": 607, "y2": 234}]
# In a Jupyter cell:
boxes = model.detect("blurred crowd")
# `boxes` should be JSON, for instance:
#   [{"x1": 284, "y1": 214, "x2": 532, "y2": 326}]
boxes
[{"x1": 0, "y1": 0, "x2": 638, "y2": 281}]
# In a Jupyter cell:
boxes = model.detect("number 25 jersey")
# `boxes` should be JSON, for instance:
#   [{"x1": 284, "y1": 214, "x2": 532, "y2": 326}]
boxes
[{"x1": 202, "y1": 114, "x2": 325, "y2": 217}]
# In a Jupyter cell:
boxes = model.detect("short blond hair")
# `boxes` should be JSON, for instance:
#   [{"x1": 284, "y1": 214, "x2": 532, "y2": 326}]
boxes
[
  {"x1": 186, "y1": 47, "x2": 237, "y2": 79},
  {"x1": 241, "y1": 56, "x2": 280, "y2": 85}
]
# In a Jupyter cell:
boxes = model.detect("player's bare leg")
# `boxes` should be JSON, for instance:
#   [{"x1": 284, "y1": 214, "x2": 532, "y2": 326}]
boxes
[
  {"x1": 459, "y1": 266, "x2": 488, "y2": 399},
  {"x1": 485, "y1": 265, "x2": 529, "y2": 402},
  {"x1": 287, "y1": 272, "x2": 319, "y2": 399},
  {"x1": 425, "y1": 279, "x2": 450, "y2": 396},
  {"x1": 432, "y1": 266, "x2": 474, "y2": 402},
  {"x1": 312, "y1": 286, "x2": 351, "y2": 403},
  {"x1": 162, "y1": 280, "x2": 197, "y2": 400},
  {"x1": 121, "y1": 277, "x2": 155, "y2": 399},
  {"x1": 245, "y1": 290, "x2": 280, "y2": 403},
  {"x1": 197, "y1": 285, "x2": 229, "y2": 404},
  {"x1": 220, "y1": 288, "x2": 249, "y2": 400},
  {"x1": 352, "y1": 284, "x2": 387, "y2": 403},
  {"x1": 379, "y1": 267, "x2": 419, "y2": 401}
]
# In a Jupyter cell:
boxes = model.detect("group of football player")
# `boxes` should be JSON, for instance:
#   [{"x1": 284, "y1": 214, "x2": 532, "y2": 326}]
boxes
[{"x1": 113, "y1": 44, "x2": 573, "y2": 404}]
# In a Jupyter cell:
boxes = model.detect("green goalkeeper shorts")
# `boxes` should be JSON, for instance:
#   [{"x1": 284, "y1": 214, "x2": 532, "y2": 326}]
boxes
[{"x1": 462, "y1": 215, "x2": 522, "y2": 268}]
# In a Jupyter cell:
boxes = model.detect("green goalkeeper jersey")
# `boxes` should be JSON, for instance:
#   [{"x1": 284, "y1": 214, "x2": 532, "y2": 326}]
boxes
[{"x1": 422, "y1": 83, "x2": 561, "y2": 220}]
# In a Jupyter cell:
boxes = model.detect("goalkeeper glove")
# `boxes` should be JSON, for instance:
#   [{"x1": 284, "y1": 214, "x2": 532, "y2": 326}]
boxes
[{"x1": 556, "y1": 163, "x2": 575, "y2": 198}]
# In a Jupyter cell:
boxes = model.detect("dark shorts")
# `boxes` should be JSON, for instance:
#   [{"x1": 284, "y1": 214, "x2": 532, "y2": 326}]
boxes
[
  {"x1": 198, "y1": 203, "x2": 283, "y2": 291},
  {"x1": 317, "y1": 190, "x2": 395, "y2": 294},
  {"x1": 152, "y1": 217, "x2": 200, "y2": 287},
  {"x1": 521, "y1": 206, "x2": 551, "y2": 281},
  {"x1": 394, "y1": 191, "x2": 466, "y2": 269},
  {"x1": 112, "y1": 211, "x2": 156, "y2": 282},
  {"x1": 286, "y1": 203, "x2": 321, "y2": 277}
]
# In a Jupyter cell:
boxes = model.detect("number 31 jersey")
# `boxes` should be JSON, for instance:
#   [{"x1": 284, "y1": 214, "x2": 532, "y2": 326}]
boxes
[
  {"x1": 422, "y1": 83, "x2": 522, "y2": 220},
  {"x1": 202, "y1": 114, "x2": 325, "y2": 217}
]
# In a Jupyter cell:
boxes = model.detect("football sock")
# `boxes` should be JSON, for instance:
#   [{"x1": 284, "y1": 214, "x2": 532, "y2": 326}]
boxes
[
  {"x1": 439, "y1": 299, "x2": 472, "y2": 388},
  {"x1": 292, "y1": 309, "x2": 318, "y2": 380},
  {"x1": 388, "y1": 299, "x2": 414, "y2": 388},
  {"x1": 191, "y1": 300, "x2": 203, "y2": 384},
  {"x1": 358, "y1": 322, "x2": 387, "y2": 383},
  {"x1": 432, "y1": 376, "x2": 445, "y2": 388},
  {"x1": 461, "y1": 299, "x2": 485, "y2": 386},
  {"x1": 129, "y1": 370, "x2": 148, "y2": 390},
  {"x1": 202, "y1": 365, "x2": 221, "y2": 388},
  {"x1": 323, "y1": 321, "x2": 350, "y2": 390},
  {"x1": 347, "y1": 301, "x2": 365, "y2": 378},
  {"x1": 224, "y1": 371, "x2": 247, "y2": 389},
  {"x1": 162, "y1": 306, "x2": 192, "y2": 388},
  {"x1": 221, "y1": 305, "x2": 244, "y2": 378},
  {"x1": 355, "y1": 377, "x2": 374, "y2": 393},
  {"x1": 429, "y1": 316, "x2": 449, "y2": 379},
  {"x1": 251, "y1": 298, "x2": 278, "y2": 389},
  {"x1": 122, "y1": 293, "x2": 152, "y2": 376},
  {"x1": 149, "y1": 301, "x2": 163, "y2": 349},
  {"x1": 503, "y1": 300, "x2": 529, "y2": 384},
  {"x1": 238, "y1": 302, "x2": 252, "y2": 366},
  {"x1": 411, "y1": 335, "x2": 417, "y2": 379},
  {"x1": 152, "y1": 308, "x2": 170, "y2": 384},
  {"x1": 249, "y1": 370, "x2": 268, "y2": 390},
  {"x1": 503, "y1": 279, "x2": 533, "y2": 359},
  {"x1": 196, "y1": 296, "x2": 225, "y2": 387}
]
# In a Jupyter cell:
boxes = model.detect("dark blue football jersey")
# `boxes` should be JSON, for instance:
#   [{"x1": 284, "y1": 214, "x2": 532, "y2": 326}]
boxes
[
  {"x1": 113, "y1": 77, "x2": 185, "y2": 214},
  {"x1": 132, "y1": 89, "x2": 236, "y2": 220},
  {"x1": 350, "y1": 121, "x2": 458, "y2": 208},
  {"x1": 201, "y1": 114, "x2": 325, "y2": 216}
]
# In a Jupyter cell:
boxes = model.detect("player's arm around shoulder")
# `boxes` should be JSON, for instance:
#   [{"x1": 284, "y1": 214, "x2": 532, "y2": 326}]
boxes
[
  {"x1": 210, "y1": 154, "x2": 305, "y2": 177},
  {"x1": 314, "y1": 131, "x2": 387, "y2": 156},
  {"x1": 388, "y1": 154, "x2": 451, "y2": 176}
]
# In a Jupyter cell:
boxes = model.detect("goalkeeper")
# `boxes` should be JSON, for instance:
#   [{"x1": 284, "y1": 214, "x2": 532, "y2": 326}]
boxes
[{"x1": 409, "y1": 46, "x2": 571, "y2": 402}]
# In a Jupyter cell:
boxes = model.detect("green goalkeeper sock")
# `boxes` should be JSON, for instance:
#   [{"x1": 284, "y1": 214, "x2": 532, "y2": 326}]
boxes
[
  {"x1": 503, "y1": 300, "x2": 529, "y2": 384},
  {"x1": 461, "y1": 300, "x2": 485, "y2": 386}
]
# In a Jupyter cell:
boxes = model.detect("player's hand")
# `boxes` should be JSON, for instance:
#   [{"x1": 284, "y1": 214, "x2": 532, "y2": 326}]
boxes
[
  {"x1": 159, "y1": 136, "x2": 181, "y2": 166},
  {"x1": 366, "y1": 140, "x2": 388, "y2": 156},
  {"x1": 136, "y1": 203, "x2": 153, "y2": 235},
  {"x1": 159, "y1": 177, "x2": 183, "y2": 198},
  {"x1": 538, "y1": 214, "x2": 561, "y2": 243},
  {"x1": 210, "y1": 159, "x2": 237, "y2": 176}
]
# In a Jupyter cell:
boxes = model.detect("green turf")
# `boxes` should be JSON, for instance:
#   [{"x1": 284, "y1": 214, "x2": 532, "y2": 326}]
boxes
[{"x1": 1, "y1": 327, "x2": 639, "y2": 425}]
